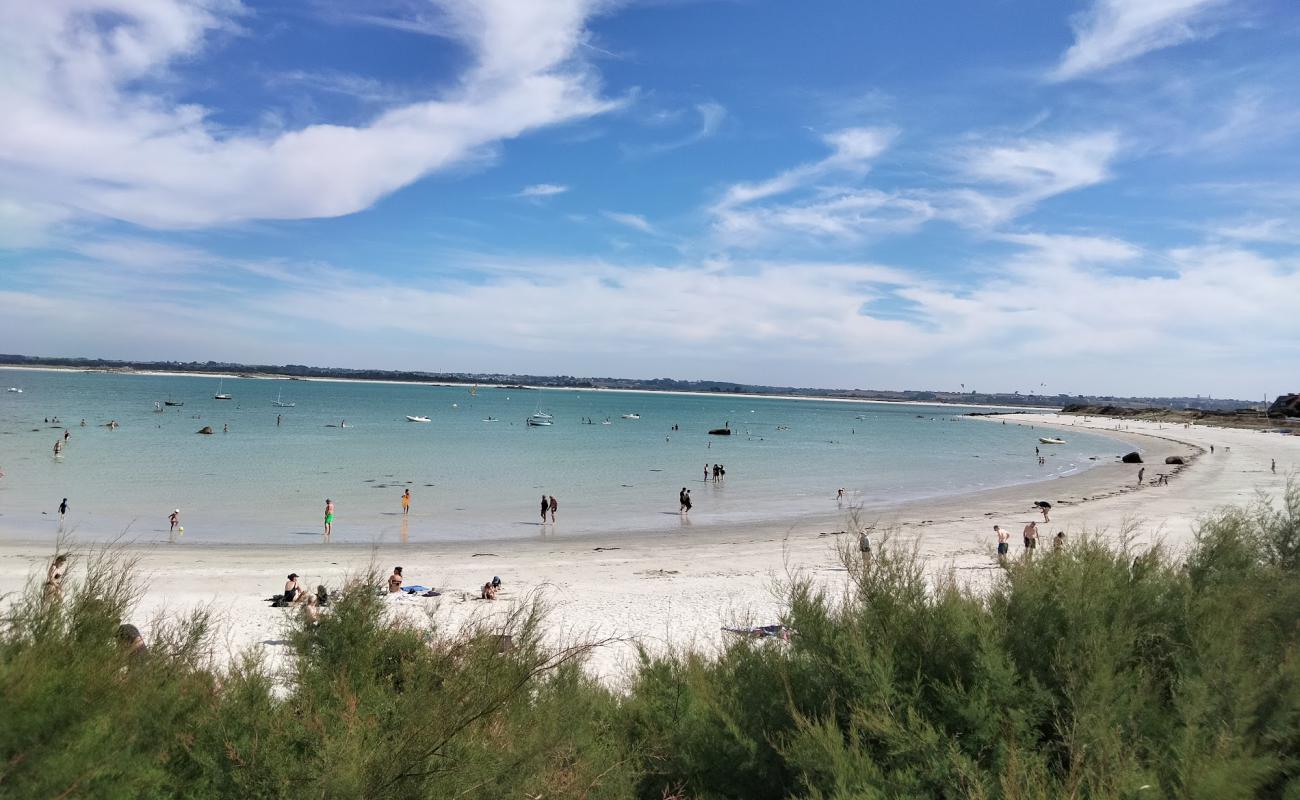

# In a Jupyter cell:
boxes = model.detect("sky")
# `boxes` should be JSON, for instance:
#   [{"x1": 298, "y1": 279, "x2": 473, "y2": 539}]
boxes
[{"x1": 1, "y1": 0, "x2": 1298, "y2": 399}]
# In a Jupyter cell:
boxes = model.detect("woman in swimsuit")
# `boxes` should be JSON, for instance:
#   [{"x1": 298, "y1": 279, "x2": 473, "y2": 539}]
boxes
[
  {"x1": 401, "y1": 489, "x2": 411, "y2": 515},
  {"x1": 284, "y1": 573, "x2": 304, "y2": 603},
  {"x1": 387, "y1": 566, "x2": 403, "y2": 594}
]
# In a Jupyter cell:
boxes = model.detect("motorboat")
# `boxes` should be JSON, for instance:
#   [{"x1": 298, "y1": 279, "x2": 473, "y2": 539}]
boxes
[
  {"x1": 406, "y1": 415, "x2": 431, "y2": 423},
  {"x1": 527, "y1": 413, "x2": 553, "y2": 427},
  {"x1": 482, "y1": 417, "x2": 499, "y2": 422},
  {"x1": 1038, "y1": 437, "x2": 1066, "y2": 445},
  {"x1": 6, "y1": 387, "x2": 21, "y2": 393},
  {"x1": 164, "y1": 399, "x2": 183, "y2": 406},
  {"x1": 621, "y1": 413, "x2": 640, "y2": 420}
]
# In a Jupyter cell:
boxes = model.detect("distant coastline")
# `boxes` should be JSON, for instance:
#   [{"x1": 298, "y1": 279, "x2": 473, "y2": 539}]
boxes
[{"x1": 0, "y1": 353, "x2": 1262, "y2": 411}]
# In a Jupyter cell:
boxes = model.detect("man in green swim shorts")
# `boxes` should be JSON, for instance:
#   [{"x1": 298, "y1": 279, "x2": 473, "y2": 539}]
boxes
[{"x1": 324, "y1": 498, "x2": 335, "y2": 538}]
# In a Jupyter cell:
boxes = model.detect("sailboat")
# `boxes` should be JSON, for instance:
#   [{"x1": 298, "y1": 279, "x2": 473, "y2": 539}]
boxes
[
  {"x1": 272, "y1": 389, "x2": 295, "y2": 408},
  {"x1": 213, "y1": 378, "x2": 232, "y2": 400},
  {"x1": 164, "y1": 397, "x2": 183, "y2": 406},
  {"x1": 526, "y1": 412, "x2": 553, "y2": 427}
]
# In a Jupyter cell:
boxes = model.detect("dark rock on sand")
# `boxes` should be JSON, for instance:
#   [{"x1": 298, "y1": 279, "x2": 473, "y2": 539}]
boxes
[
  {"x1": 1165, "y1": 455, "x2": 1186, "y2": 465},
  {"x1": 1121, "y1": 451, "x2": 1143, "y2": 464}
]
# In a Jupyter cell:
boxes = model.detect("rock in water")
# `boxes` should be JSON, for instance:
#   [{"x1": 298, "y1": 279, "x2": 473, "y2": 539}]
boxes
[{"x1": 197, "y1": 426, "x2": 214, "y2": 435}]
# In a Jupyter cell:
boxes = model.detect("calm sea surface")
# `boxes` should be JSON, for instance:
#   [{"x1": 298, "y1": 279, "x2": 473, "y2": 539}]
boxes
[{"x1": 0, "y1": 369, "x2": 1128, "y2": 544}]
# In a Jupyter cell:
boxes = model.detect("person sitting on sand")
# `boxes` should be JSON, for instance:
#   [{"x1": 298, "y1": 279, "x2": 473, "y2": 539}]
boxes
[
  {"x1": 45, "y1": 555, "x2": 68, "y2": 601},
  {"x1": 303, "y1": 594, "x2": 322, "y2": 625},
  {"x1": 481, "y1": 576, "x2": 502, "y2": 600},
  {"x1": 387, "y1": 566, "x2": 403, "y2": 594},
  {"x1": 1054, "y1": 531, "x2": 1066, "y2": 552},
  {"x1": 283, "y1": 573, "x2": 305, "y2": 604},
  {"x1": 116, "y1": 623, "x2": 147, "y2": 656}
]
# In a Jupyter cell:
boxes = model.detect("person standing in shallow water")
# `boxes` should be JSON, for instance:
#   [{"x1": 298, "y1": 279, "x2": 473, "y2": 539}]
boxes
[
  {"x1": 549, "y1": 495, "x2": 558, "y2": 524},
  {"x1": 323, "y1": 498, "x2": 334, "y2": 537},
  {"x1": 58, "y1": 497, "x2": 68, "y2": 522},
  {"x1": 401, "y1": 489, "x2": 411, "y2": 515},
  {"x1": 540, "y1": 495, "x2": 549, "y2": 525}
]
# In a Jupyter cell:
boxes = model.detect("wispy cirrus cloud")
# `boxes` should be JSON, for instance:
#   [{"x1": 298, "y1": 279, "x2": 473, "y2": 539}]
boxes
[
  {"x1": 1049, "y1": 0, "x2": 1231, "y2": 82},
  {"x1": 515, "y1": 183, "x2": 570, "y2": 199},
  {"x1": 0, "y1": 0, "x2": 618, "y2": 229},
  {"x1": 602, "y1": 211, "x2": 656, "y2": 234},
  {"x1": 624, "y1": 101, "x2": 727, "y2": 157}
]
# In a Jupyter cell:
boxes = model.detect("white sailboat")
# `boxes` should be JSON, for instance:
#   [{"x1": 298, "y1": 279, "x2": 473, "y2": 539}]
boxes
[
  {"x1": 526, "y1": 413, "x2": 553, "y2": 427},
  {"x1": 213, "y1": 378, "x2": 232, "y2": 400},
  {"x1": 272, "y1": 389, "x2": 295, "y2": 408},
  {"x1": 621, "y1": 413, "x2": 640, "y2": 420}
]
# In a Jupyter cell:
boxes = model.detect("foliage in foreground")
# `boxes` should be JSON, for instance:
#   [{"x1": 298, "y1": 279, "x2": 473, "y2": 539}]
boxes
[{"x1": 2, "y1": 486, "x2": 1299, "y2": 799}]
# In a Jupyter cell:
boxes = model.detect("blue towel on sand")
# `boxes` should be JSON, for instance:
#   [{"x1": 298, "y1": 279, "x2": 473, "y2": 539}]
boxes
[{"x1": 401, "y1": 585, "x2": 431, "y2": 593}]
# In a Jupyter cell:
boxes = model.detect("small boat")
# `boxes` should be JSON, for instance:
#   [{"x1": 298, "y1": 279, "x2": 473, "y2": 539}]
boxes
[
  {"x1": 271, "y1": 389, "x2": 295, "y2": 408},
  {"x1": 153, "y1": 402, "x2": 164, "y2": 412},
  {"x1": 7, "y1": 387, "x2": 22, "y2": 393},
  {"x1": 1038, "y1": 437, "x2": 1066, "y2": 445},
  {"x1": 406, "y1": 415, "x2": 431, "y2": 423},
  {"x1": 213, "y1": 378, "x2": 232, "y2": 400},
  {"x1": 527, "y1": 413, "x2": 553, "y2": 427},
  {"x1": 708, "y1": 428, "x2": 732, "y2": 436},
  {"x1": 482, "y1": 417, "x2": 499, "y2": 422},
  {"x1": 164, "y1": 399, "x2": 183, "y2": 407},
  {"x1": 532, "y1": 411, "x2": 553, "y2": 419},
  {"x1": 621, "y1": 413, "x2": 640, "y2": 420}
]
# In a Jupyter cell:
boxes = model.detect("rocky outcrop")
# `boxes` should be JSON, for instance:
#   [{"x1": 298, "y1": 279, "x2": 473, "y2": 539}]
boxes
[
  {"x1": 197, "y1": 426, "x2": 214, "y2": 435},
  {"x1": 1121, "y1": 451, "x2": 1143, "y2": 464},
  {"x1": 1165, "y1": 456, "x2": 1186, "y2": 465}
]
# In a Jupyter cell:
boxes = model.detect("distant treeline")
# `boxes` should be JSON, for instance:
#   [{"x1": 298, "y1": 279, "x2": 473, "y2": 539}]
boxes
[
  {"x1": 0, "y1": 353, "x2": 1263, "y2": 410},
  {"x1": 3, "y1": 492, "x2": 1298, "y2": 796}
]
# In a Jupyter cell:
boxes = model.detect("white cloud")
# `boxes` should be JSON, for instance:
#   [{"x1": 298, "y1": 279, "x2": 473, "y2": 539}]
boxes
[
  {"x1": 1213, "y1": 218, "x2": 1300, "y2": 245},
  {"x1": 625, "y1": 101, "x2": 727, "y2": 156},
  {"x1": 0, "y1": 0, "x2": 617, "y2": 228},
  {"x1": 928, "y1": 131, "x2": 1122, "y2": 228},
  {"x1": 6, "y1": 230, "x2": 1296, "y2": 396},
  {"x1": 602, "y1": 211, "x2": 655, "y2": 234},
  {"x1": 516, "y1": 183, "x2": 570, "y2": 198},
  {"x1": 1050, "y1": 0, "x2": 1231, "y2": 82}
]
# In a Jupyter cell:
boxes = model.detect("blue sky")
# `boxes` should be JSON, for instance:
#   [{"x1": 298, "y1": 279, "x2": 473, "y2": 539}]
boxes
[{"x1": 1, "y1": 0, "x2": 1298, "y2": 398}]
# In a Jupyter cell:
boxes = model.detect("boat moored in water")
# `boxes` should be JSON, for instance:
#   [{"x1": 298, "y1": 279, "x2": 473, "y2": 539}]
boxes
[
  {"x1": 406, "y1": 415, "x2": 431, "y2": 423},
  {"x1": 1038, "y1": 437, "x2": 1066, "y2": 444}
]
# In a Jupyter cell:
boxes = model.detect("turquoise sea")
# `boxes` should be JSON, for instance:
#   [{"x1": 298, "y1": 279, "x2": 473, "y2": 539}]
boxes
[{"x1": 0, "y1": 369, "x2": 1128, "y2": 544}]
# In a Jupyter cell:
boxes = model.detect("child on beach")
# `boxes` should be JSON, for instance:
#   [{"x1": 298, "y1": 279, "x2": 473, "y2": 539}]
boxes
[{"x1": 401, "y1": 489, "x2": 411, "y2": 515}]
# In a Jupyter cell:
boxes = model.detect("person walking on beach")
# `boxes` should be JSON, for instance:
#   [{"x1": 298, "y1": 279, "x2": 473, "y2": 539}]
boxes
[
  {"x1": 323, "y1": 498, "x2": 334, "y2": 537},
  {"x1": 1035, "y1": 501, "x2": 1051, "y2": 523},
  {"x1": 401, "y1": 489, "x2": 411, "y2": 515},
  {"x1": 1137, "y1": 467, "x2": 1145, "y2": 485},
  {"x1": 1272, "y1": 459, "x2": 1277, "y2": 473},
  {"x1": 540, "y1": 495, "x2": 549, "y2": 524},
  {"x1": 837, "y1": 488, "x2": 845, "y2": 503},
  {"x1": 169, "y1": 509, "x2": 180, "y2": 536},
  {"x1": 995, "y1": 525, "x2": 1009, "y2": 564},
  {"x1": 704, "y1": 464, "x2": 709, "y2": 482},
  {"x1": 1023, "y1": 521, "x2": 1038, "y2": 555},
  {"x1": 58, "y1": 497, "x2": 68, "y2": 522},
  {"x1": 549, "y1": 495, "x2": 558, "y2": 524}
]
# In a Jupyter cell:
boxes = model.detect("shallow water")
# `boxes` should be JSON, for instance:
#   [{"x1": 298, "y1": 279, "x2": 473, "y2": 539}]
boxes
[{"x1": 0, "y1": 369, "x2": 1126, "y2": 544}]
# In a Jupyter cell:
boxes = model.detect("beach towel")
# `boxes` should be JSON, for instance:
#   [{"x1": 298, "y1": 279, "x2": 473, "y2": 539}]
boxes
[{"x1": 400, "y1": 585, "x2": 431, "y2": 593}]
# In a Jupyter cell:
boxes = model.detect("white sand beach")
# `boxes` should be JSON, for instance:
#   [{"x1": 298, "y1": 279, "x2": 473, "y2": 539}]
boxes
[{"x1": 2, "y1": 413, "x2": 1295, "y2": 683}]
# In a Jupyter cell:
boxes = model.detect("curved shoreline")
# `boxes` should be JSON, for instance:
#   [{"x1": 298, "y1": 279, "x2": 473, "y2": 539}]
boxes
[{"x1": 0, "y1": 414, "x2": 1291, "y2": 682}]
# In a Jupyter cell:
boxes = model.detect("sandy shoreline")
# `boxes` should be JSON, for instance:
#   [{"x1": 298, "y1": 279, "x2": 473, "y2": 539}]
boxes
[{"x1": 2, "y1": 413, "x2": 1294, "y2": 683}]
